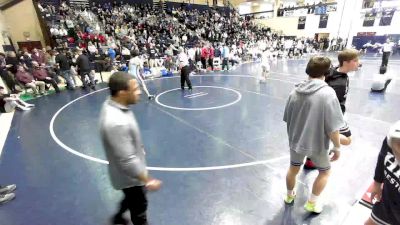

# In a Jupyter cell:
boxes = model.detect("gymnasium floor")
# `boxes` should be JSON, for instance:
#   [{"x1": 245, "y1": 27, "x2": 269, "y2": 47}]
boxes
[{"x1": 0, "y1": 54, "x2": 399, "y2": 225}]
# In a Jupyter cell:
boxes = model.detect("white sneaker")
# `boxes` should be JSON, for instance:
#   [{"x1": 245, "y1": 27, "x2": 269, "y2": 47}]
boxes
[
  {"x1": 0, "y1": 193, "x2": 15, "y2": 205},
  {"x1": 0, "y1": 184, "x2": 16, "y2": 194},
  {"x1": 18, "y1": 106, "x2": 32, "y2": 111}
]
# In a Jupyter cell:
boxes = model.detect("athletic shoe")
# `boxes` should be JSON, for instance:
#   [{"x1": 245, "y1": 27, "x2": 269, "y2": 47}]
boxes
[
  {"x1": 0, "y1": 193, "x2": 15, "y2": 205},
  {"x1": 18, "y1": 106, "x2": 31, "y2": 111},
  {"x1": 284, "y1": 194, "x2": 296, "y2": 205},
  {"x1": 0, "y1": 184, "x2": 16, "y2": 194},
  {"x1": 112, "y1": 213, "x2": 129, "y2": 225},
  {"x1": 304, "y1": 201, "x2": 323, "y2": 214}
]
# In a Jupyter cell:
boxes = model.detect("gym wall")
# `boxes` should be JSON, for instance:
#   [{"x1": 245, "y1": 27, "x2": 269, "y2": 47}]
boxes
[{"x1": 0, "y1": 0, "x2": 45, "y2": 51}]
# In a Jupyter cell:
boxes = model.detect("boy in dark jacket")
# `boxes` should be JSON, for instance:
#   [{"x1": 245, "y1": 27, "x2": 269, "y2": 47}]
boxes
[{"x1": 305, "y1": 49, "x2": 359, "y2": 169}]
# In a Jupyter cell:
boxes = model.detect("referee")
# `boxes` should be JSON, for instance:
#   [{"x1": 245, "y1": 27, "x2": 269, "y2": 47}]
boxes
[{"x1": 178, "y1": 47, "x2": 192, "y2": 91}]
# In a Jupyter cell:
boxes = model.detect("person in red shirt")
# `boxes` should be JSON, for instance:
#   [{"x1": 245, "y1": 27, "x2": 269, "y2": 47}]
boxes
[
  {"x1": 98, "y1": 34, "x2": 106, "y2": 44},
  {"x1": 208, "y1": 45, "x2": 214, "y2": 71},
  {"x1": 31, "y1": 48, "x2": 46, "y2": 65},
  {"x1": 15, "y1": 65, "x2": 45, "y2": 96},
  {"x1": 31, "y1": 61, "x2": 60, "y2": 93},
  {"x1": 201, "y1": 44, "x2": 209, "y2": 69}
]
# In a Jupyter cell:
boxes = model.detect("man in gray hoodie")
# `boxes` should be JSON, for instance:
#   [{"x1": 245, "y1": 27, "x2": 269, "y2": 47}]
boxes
[
  {"x1": 283, "y1": 56, "x2": 344, "y2": 214},
  {"x1": 99, "y1": 72, "x2": 162, "y2": 225}
]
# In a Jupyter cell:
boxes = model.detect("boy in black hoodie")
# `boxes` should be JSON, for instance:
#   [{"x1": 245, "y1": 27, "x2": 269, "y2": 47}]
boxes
[{"x1": 304, "y1": 49, "x2": 359, "y2": 169}]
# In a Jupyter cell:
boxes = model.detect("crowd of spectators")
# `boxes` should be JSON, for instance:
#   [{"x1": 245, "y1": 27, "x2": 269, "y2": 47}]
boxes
[{"x1": 0, "y1": 0, "x2": 349, "y2": 113}]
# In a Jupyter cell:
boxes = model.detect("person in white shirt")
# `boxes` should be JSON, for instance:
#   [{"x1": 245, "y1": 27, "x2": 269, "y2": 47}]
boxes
[
  {"x1": 121, "y1": 47, "x2": 131, "y2": 61},
  {"x1": 128, "y1": 51, "x2": 154, "y2": 99},
  {"x1": 87, "y1": 42, "x2": 98, "y2": 55},
  {"x1": 379, "y1": 39, "x2": 394, "y2": 67},
  {"x1": 178, "y1": 47, "x2": 192, "y2": 90},
  {"x1": 182, "y1": 34, "x2": 188, "y2": 44},
  {"x1": 50, "y1": 26, "x2": 60, "y2": 36},
  {"x1": 296, "y1": 40, "x2": 304, "y2": 57},
  {"x1": 260, "y1": 49, "x2": 271, "y2": 82}
]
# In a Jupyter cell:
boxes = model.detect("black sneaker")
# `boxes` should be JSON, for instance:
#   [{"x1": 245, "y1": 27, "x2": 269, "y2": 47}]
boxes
[
  {"x1": 0, "y1": 184, "x2": 16, "y2": 194},
  {"x1": 112, "y1": 215, "x2": 128, "y2": 225}
]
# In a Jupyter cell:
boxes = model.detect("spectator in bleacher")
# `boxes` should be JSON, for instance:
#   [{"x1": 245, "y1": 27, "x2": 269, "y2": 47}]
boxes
[
  {"x1": 1, "y1": 53, "x2": 20, "y2": 94},
  {"x1": 31, "y1": 61, "x2": 60, "y2": 93},
  {"x1": 5, "y1": 51, "x2": 19, "y2": 75},
  {"x1": 121, "y1": 47, "x2": 131, "y2": 62},
  {"x1": 31, "y1": 48, "x2": 46, "y2": 65},
  {"x1": 44, "y1": 50, "x2": 61, "y2": 84},
  {"x1": 87, "y1": 42, "x2": 98, "y2": 55},
  {"x1": 148, "y1": 46, "x2": 156, "y2": 68},
  {"x1": 0, "y1": 86, "x2": 34, "y2": 112},
  {"x1": 221, "y1": 44, "x2": 230, "y2": 71},
  {"x1": 15, "y1": 65, "x2": 45, "y2": 96},
  {"x1": 20, "y1": 49, "x2": 33, "y2": 70},
  {"x1": 201, "y1": 44, "x2": 209, "y2": 69},
  {"x1": 208, "y1": 44, "x2": 214, "y2": 71},
  {"x1": 108, "y1": 47, "x2": 116, "y2": 63}
]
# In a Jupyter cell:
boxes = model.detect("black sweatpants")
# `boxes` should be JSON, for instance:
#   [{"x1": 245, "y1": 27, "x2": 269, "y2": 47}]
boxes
[
  {"x1": 180, "y1": 65, "x2": 192, "y2": 89},
  {"x1": 114, "y1": 186, "x2": 148, "y2": 225},
  {"x1": 382, "y1": 52, "x2": 390, "y2": 67}
]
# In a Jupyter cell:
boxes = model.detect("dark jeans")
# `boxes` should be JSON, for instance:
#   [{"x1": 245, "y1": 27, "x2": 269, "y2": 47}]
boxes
[
  {"x1": 79, "y1": 71, "x2": 95, "y2": 87},
  {"x1": 180, "y1": 65, "x2": 192, "y2": 89},
  {"x1": 382, "y1": 52, "x2": 390, "y2": 67},
  {"x1": 222, "y1": 58, "x2": 229, "y2": 70},
  {"x1": 41, "y1": 78, "x2": 60, "y2": 92},
  {"x1": 114, "y1": 186, "x2": 148, "y2": 225}
]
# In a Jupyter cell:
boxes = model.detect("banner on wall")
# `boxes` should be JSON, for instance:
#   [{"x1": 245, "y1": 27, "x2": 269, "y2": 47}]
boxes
[
  {"x1": 327, "y1": 5, "x2": 337, "y2": 12},
  {"x1": 298, "y1": 16, "x2": 306, "y2": 30},
  {"x1": 379, "y1": 8, "x2": 395, "y2": 26},
  {"x1": 319, "y1": 15, "x2": 328, "y2": 28},
  {"x1": 362, "y1": 0, "x2": 375, "y2": 9},
  {"x1": 363, "y1": 11, "x2": 376, "y2": 27},
  {"x1": 315, "y1": 4, "x2": 327, "y2": 15}
]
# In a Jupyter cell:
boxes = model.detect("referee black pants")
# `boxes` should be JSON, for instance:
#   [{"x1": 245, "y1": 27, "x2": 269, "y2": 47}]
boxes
[
  {"x1": 180, "y1": 65, "x2": 192, "y2": 89},
  {"x1": 382, "y1": 52, "x2": 390, "y2": 67}
]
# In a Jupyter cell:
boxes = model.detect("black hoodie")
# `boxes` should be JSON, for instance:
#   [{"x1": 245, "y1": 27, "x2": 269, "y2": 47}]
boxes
[{"x1": 325, "y1": 67, "x2": 349, "y2": 114}]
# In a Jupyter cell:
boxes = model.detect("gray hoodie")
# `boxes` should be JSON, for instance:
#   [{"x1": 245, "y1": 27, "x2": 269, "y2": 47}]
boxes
[{"x1": 283, "y1": 79, "x2": 344, "y2": 155}]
